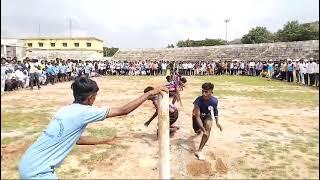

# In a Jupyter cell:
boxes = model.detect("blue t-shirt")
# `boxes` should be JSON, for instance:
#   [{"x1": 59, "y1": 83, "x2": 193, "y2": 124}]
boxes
[
  {"x1": 288, "y1": 64, "x2": 293, "y2": 72},
  {"x1": 193, "y1": 96, "x2": 218, "y2": 117},
  {"x1": 53, "y1": 66, "x2": 59, "y2": 74},
  {"x1": 59, "y1": 65, "x2": 66, "y2": 74},
  {"x1": 19, "y1": 103, "x2": 109, "y2": 179}
]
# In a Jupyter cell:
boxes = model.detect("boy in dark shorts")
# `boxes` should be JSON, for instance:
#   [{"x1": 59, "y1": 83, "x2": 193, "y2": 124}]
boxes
[
  {"x1": 143, "y1": 86, "x2": 179, "y2": 137},
  {"x1": 192, "y1": 82, "x2": 222, "y2": 160}
]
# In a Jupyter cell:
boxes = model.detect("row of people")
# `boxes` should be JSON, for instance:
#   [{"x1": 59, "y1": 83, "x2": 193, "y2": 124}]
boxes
[{"x1": 1, "y1": 57, "x2": 319, "y2": 93}]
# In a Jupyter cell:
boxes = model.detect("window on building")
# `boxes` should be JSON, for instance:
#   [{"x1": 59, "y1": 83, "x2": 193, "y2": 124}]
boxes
[
  {"x1": 51, "y1": 43, "x2": 55, "y2": 47},
  {"x1": 86, "y1": 42, "x2": 91, "y2": 47},
  {"x1": 27, "y1": 43, "x2": 32, "y2": 47},
  {"x1": 63, "y1": 43, "x2": 67, "y2": 47},
  {"x1": 74, "y1": 43, "x2": 79, "y2": 47},
  {"x1": 38, "y1": 42, "x2": 43, "y2": 47}
]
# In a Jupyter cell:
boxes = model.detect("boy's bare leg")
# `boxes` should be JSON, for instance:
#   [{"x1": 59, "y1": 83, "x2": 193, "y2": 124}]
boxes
[{"x1": 195, "y1": 119, "x2": 212, "y2": 160}]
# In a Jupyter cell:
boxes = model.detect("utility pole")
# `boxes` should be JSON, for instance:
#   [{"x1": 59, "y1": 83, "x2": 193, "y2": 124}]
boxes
[
  {"x1": 38, "y1": 24, "x2": 41, "y2": 36},
  {"x1": 224, "y1": 19, "x2": 230, "y2": 43},
  {"x1": 69, "y1": 17, "x2": 72, "y2": 37}
]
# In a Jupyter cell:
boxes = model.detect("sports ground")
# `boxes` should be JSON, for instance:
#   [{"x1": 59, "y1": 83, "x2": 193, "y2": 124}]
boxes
[{"x1": 1, "y1": 76, "x2": 319, "y2": 179}]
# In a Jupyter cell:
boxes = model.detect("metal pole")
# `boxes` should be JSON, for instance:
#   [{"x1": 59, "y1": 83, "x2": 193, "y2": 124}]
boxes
[
  {"x1": 224, "y1": 19, "x2": 230, "y2": 43},
  {"x1": 69, "y1": 18, "x2": 72, "y2": 37},
  {"x1": 38, "y1": 24, "x2": 41, "y2": 36}
]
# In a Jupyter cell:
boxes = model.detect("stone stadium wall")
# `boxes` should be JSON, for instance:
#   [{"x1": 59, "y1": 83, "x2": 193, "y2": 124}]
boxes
[
  {"x1": 112, "y1": 40, "x2": 319, "y2": 62},
  {"x1": 26, "y1": 50, "x2": 103, "y2": 60}
]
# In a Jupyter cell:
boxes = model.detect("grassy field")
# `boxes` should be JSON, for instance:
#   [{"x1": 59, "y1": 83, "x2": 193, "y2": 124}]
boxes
[{"x1": 1, "y1": 76, "x2": 319, "y2": 179}]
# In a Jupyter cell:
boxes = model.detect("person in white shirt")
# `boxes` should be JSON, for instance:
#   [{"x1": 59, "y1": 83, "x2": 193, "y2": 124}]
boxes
[
  {"x1": 315, "y1": 60, "x2": 319, "y2": 87},
  {"x1": 187, "y1": 62, "x2": 193, "y2": 76},
  {"x1": 29, "y1": 59, "x2": 41, "y2": 89},
  {"x1": 301, "y1": 60, "x2": 308, "y2": 85},
  {"x1": 249, "y1": 60, "x2": 255, "y2": 76},
  {"x1": 306, "y1": 60, "x2": 313, "y2": 86},
  {"x1": 294, "y1": 59, "x2": 300, "y2": 83},
  {"x1": 310, "y1": 59, "x2": 317, "y2": 86},
  {"x1": 161, "y1": 62, "x2": 167, "y2": 76},
  {"x1": 15, "y1": 68, "x2": 29, "y2": 88},
  {"x1": 1, "y1": 59, "x2": 7, "y2": 93}
]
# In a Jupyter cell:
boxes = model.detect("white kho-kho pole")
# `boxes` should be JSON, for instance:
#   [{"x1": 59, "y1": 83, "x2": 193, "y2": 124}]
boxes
[{"x1": 158, "y1": 91, "x2": 170, "y2": 179}]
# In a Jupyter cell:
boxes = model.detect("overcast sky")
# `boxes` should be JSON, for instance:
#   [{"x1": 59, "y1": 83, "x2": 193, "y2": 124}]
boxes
[{"x1": 1, "y1": 0, "x2": 319, "y2": 48}]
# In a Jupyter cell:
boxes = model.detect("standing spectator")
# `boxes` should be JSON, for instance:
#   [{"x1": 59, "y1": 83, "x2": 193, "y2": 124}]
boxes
[
  {"x1": 29, "y1": 59, "x2": 41, "y2": 90},
  {"x1": 249, "y1": 60, "x2": 255, "y2": 76},
  {"x1": 158, "y1": 61, "x2": 162, "y2": 76},
  {"x1": 267, "y1": 60, "x2": 274, "y2": 80},
  {"x1": 306, "y1": 60, "x2": 313, "y2": 86},
  {"x1": 287, "y1": 60, "x2": 294, "y2": 82},
  {"x1": 1, "y1": 58, "x2": 7, "y2": 93},
  {"x1": 302, "y1": 60, "x2": 308, "y2": 85},
  {"x1": 84, "y1": 62, "x2": 91, "y2": 78},
  {"x1": 309, "y1": 58, "x2": 316, "y2": 86},
  {"x1": 295, "y1": 59, "x2": 300, "y2": 83},
  {"x1": 315, "y1": 60, "x2": 319, "y2": 87}
]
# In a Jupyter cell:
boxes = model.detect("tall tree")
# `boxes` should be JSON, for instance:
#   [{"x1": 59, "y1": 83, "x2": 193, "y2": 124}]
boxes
[
  {"x1": 241, "y1": 26, "x2": 274, "y2": 44},
  {"x1": 275, "y1": 20, "x2": 319, "y2": 42},
  {"x1": 103, "y1": 47, "x2": 119, "y2": 57}
]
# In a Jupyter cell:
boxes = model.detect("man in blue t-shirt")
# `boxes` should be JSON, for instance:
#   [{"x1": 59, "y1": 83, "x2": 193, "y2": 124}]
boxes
[
  {"x1": 192, "y1": 82, "x2": 222, "y2": 160},
  {"x1": 19, "y1": 77, "x2": 167, "y2": 179}
]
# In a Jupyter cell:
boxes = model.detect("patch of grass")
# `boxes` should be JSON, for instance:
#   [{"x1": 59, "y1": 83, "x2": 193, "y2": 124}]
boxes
[
  {"x1": 257, "y1": 119, "x2": 273, "y2": 123},
  {"x1": 1, "y1": 136, "x2": 24, "y2": 144},
  {"x1": 86, "y1": 127, "x2": 117, "y2": 138},
  {"x1": 272, "y1": 116, "x2": 280, "y2": 120},
  {"x1": 242, "y1": 168, "x2": 261, "y2": 178},
  {"x1": 214, "y1": 89, "x2": 319, "y2": 107},
  {"x1": 306, "y1": 160, "x2": 319, "y2": 170},
  {"x1": 264, "y1": 131, "x2": 282, "y2": 137},
  {"x1": 69, "y1": 168, "x2": 81, "y2": 174},
  {"x1": 263, "y1": 164, "x2": 289, "y2": 178},
  {"x1": 1, "y1": 111, "x2": 51, "y2": 132},
  {"x1": 293, "y1": 154, "x2": 302, "y2": 159},
  {"x1": 280, "y1": 123, "x2": 289, "y2": 127},
  {"x1": 290, "y1": 139, "x2": 308, "y2": 153},
  {"x1": 241, "y1": 133, "x2": 253, "y2": 137},
  {"x1": 286, "y1": 128, "x2": 296, "y2": 134},
  {"x1": 25, "y1": 128, "x2": 42, "y2": 135},
  {"x1": 235, "y1": 159, "x2": 245, "y2": 166},
  {"x1": 89, "y1": 151, "x2": 111, "y2": 162},
  {"x1": 256, "y1": 141, "x2": 277, "y2": 160},
  {"x1": 195, "y1": 76, "x2": 319, "y2": 107}
]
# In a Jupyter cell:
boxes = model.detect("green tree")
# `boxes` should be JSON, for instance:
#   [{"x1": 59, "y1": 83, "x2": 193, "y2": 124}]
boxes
[
  {"x1": 275, "y1": 20, "x2": 319, "y2": 42},
  {"x1": 103, "y1": 47, "x2": 119, "y2": 57},
  {"x1": 241, "y1": 26, "x2": 274, "y2": 44},
  {"x1": 176, "y1": 38, "x2": 225, "y2": 47},
  {"x1": 167, "y1": 44, "x2": 175, "y2": 48}
]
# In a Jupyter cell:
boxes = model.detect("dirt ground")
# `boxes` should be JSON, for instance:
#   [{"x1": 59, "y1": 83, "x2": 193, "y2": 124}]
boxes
[{"x1": 1, "y1": 76, "x2": 319, "y2": 179}]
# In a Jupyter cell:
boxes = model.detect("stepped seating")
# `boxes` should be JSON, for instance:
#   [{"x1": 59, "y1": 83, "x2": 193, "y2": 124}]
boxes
[{"x1": 112, "y1": 40, "x2": 319, "y2": 61}]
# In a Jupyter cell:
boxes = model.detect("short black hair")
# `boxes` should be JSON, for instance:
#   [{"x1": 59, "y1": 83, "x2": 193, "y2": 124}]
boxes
[
  {"x1": 166, "y1": 76, "x2": 171, "y2": 82},
  {"x1": 71, "y1": 77, "x2": 99, "y2": 103},
  {"x1": 144, "y1": 86, "x2": 154, "y2": 93},
  {"x1": 181, "y1": 77, "x2": 187, "y2": 83},
  {"x1": 202, "y1": 82, "x2": 214, "y2": 90}
]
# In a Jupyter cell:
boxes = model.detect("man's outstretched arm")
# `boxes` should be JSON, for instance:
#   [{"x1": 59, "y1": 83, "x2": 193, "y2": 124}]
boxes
[
  {"x1": 107, "y1": 86, "x2": 168, "y2": 118},
  {"x1": 76, "y1": 136, "x2": 117, "y2": 145}
]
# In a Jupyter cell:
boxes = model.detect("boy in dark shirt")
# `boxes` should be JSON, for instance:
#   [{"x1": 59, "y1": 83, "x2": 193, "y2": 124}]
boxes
[{"x1": 192, "y1": 82, "x2": 222, "y2": 160}]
